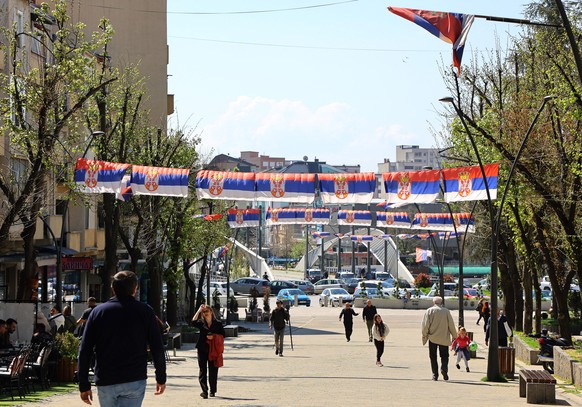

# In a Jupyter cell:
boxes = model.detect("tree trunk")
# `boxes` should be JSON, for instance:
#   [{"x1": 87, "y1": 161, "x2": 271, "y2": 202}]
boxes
[{"x1": 183, "y1": 258, "x2": 197, "y2": 321}]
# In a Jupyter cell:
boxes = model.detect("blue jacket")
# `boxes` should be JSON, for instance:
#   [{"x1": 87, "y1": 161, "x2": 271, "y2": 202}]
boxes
[{"x1": 77, "y1": 296, "x2": 166, "y2": 392}]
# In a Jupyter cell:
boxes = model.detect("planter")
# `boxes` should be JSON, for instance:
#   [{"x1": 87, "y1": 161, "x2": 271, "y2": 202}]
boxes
[
  {"x1": 514, "y1": 336, "x2": 541, "y2": 365},
  {"x1": 56, "y1": 357, "x2": 77, "y2": 382},
  {"x1": 554, "y1": 346, "x2": 582, "y2": 386}
]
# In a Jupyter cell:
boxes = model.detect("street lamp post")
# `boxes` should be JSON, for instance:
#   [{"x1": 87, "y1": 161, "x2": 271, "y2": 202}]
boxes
[
  {"x1": 54, "y1": 130, "x2": 105, "y2": 310},
  {"x1": 439, "y1": 95, "x2": 554, "y2": 380}
]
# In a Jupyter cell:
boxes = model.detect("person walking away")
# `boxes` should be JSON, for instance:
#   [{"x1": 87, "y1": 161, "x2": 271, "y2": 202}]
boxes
[
  {"x1": 269, "y1": 300, "x2": 290, "y2": 356},
  {"x1": 421, "y1": 296, "x2": 457, "y2": 381},
  {"x1": 76, "y1": 297, "x2": 97, "y2": 337},
  {"x1": 78, "y1": 271, "x2": 166, "y2": 406},
  {"x1": 475, "y1": 298, "x2": 484, "y2": 326},
  {"x1": 451, "y1": 326, "x2": 471, "y2": 372},
  {"x1": 482, "y1": 301, "x2": 491, "y2": 333},
  {"x1": 192, "y1": 304, "x2": 225, "y2": 399},
  {"x1": 339, "y1": 303, "x2": 358, "y2": 342},
  {"x1": 485, "y1": 309, "x2": 513, "y2": 347},
  {"x1": 62, "y1": 305, "x2": 77, "y2": 334},
  {"x1": 362, "y1": 299, "x2": 377, "y2": 342},
  {"x1": 372, "y1": 314, "x2": 390, "y2": 366}
]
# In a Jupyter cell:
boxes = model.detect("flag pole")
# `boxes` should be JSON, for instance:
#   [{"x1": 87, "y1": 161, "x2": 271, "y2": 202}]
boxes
[{"x1": 474, "y1": 14, "x2": 560, "y2": 28}]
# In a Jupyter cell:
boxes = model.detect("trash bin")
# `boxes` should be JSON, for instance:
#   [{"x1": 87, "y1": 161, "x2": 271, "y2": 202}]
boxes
[
  {"x1": 467, "y1": 332, "x2": 477, "y2": 358},
  {"x1": 499, "y1": 346, "x2": 515, "y2": 379}
]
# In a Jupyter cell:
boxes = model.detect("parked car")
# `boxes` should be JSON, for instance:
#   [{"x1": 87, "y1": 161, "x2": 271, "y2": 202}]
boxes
[
  {"x1": 359, "y1": 280, "x2": 394, "y2": 295},
  {"x1": 338, "y1": 271, "x2": 355, "y2": 281},
  {"x1": 313, "y1": 278, "x2": 343, "y2": 294},
  {"x1": 472, "y1": 278, "x2": 490, "y2": 290},
  {"x1": 269, "y1": 280, "x2": 298, "y2": 295},
  {"x1": 343, "y1": 278, "x2": 364, "y2": 294},
  {"x1": 277, "y1": 288, "x2": 311, "y2": 307},
  {"x1": 230, "y1": 277, "x2": 270, "y2": 295},
  {"x1": 373, "y1": 272, "x2": 394, "y2": 282},
  {"x1": 287, "y1": 279, "x2": 315, "y2": 295},
  {"x1": 462, "y1": 288, "x2": 480, "y2": 299},
  {"x1": 319, "y1": 288, "x2": 353, "y2": 307},
  {"x1": 353, "y1": 287, "x2": 381, "y2": 300},
  {"x1": 307, "y1": 269, "x2": 324, "y2": 283},
  {"x1": 202, "y1": 281, "x2": 235, "y2": 298},
  {"x1": 431, "y1": 282, "x2": 458, "y2": 292}
]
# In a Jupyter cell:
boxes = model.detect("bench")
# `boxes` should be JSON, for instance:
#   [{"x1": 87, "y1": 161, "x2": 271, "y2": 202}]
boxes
[
  {"x1": 518, "y1": 369, "x2": 556, "y2": 404},
  {"x1": 166, "y1": 333, "x2": 182, "y2": 350},
  {"x1": 224, "y1": 325, "x2": 239, "y2": 337}
]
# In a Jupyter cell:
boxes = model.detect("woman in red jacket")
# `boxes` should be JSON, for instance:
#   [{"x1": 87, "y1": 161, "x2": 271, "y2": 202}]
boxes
[{"x1": 192, "y1": 304, "x2": 225, "y2": 399}]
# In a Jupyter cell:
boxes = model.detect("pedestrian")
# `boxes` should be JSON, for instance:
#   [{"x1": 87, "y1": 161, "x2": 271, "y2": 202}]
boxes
[
  {"x1": 62, "y1": 305, "x2": 77, "y2": 334},
  {"x1": 482, "y1": 301, "x2": 491, "y2": 333},
  {"x1": 191, "y1": 304, "x2": 225, "y2": 399},
  {"x1": 485, "y1": 309, "x2": 513, "y2": 347},
  {"x1": 475, "y1": 298, "x2": 484, "y2": 325},
  {"x1": 421, "y1": 296, "x2": 457, "y2": 381},
  {"x1": 77, "y1": 271, "x2": 166, "y2": 406},
  {"x1": 339, "y1": 302, "x2": 358, "y2": 342},
  {"x1": 48, "y1": 305, "x2": 65, "y2": 335},
  {"x1": 0, "y1": 319, "x2": 7, "y2": 349},
  {"x1": 1, "y1": 318, "x2": 18, "y2": 347},
  {"x1": 76, "y1": 297, "x2": 97, "y2": 337},
  {"x1": 269, "y1": 299, "x2": 290, "y2": 357},
  {"x1": 372, "y1": 314, "x2": 390, "y2": 366},
  {"x1": 451, "y1": 326, "x2": 471, "y2": 372},
  {"x1": 362, "y1": 299, "x2": 377, "y2": 342}
]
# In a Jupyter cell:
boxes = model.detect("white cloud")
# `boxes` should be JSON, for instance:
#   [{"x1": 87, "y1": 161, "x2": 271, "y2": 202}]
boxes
[{"x1": 201, "y1": 96, "x2": 425, "y2": 172}]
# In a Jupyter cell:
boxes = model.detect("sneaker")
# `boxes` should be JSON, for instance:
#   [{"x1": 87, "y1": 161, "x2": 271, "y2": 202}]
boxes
[
  {"x1": 200, "y1": 392, "x2": 208, "y2": 399},
  {"x1": 466, "y1": 367, "x2": 470, "y2": 372},
  {"x1": 369, "y1": 338, "x2": 373, "y2": 342},
  {"x1": 209, "y1": 393, "x2": 215, "y2": 397},
  {"x1": 441, "y1": 371, "x2": 449, "y2": 381},
  {"x1": 376, "y1": 361, "x2": 380, "y2": 366},
  {"x1": 378, "y1": 362, "x2": 383, "y2": 367},
  {"x1": 275, "y1": 349, "x2": 278, "y2": 355},
  {"x1": 456, "y1": 364, "x2": 460, "y2": 370},
  {"x1": 279, "y1": 353, "x2": 283, "y2": 357},
  {"x1": 432, "y1": 375, "x2": 438, "y2": 381}
]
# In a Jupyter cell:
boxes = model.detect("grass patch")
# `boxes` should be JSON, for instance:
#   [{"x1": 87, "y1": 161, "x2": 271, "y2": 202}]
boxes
[
  {"x1": 0, "y1": 382, "x2": 77, "y2": 406},
  {"x1": 565, "y1": 347, "x2": 582, "y2": 363},
  {"x1": 515, "y1": 331, "x2": 540, "y2": 349}
]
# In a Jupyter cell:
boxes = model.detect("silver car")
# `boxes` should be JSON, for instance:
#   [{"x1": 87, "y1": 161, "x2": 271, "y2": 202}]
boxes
[
  {"x1": 230, "y1": 277, "x2": 270, "y2": 295},
  {"x1": 313, "y1": 278, "x2": 343, "y2": 294},
  {"x1": 319, "y1": 288, "x2": 353, "y2": 307}
]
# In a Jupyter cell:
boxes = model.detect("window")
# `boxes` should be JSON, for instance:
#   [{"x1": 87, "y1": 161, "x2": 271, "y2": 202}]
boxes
[
  {"x1": 55, "y1": 199, "x2": 67, "y2": 215},
  {"x1": 31, "y1": 30, "x2": 45, "y2": 56},
  {"x1": 10, "y1": 158, "x2": 28, "y2": 194}
]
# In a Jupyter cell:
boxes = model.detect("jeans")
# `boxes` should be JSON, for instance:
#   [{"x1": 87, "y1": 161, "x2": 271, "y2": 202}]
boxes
[
  {"x1": 198, "y1": 351, "x2": 219, "y2": 395},
  {"x1": 274, "y1": 328, "x2": 285, "y2": 354},
  {"x1": 344, "y1": 322, "x2": 353, "y2": 341},
  {"x1": 97, "y1": 379, "x2": 146, "y2": 407},
  {"x1": 374, "y1": 339, "x2": 384, "y2": 362},
  {"x1": 428, "y1": 341, "x2": 449, "y2": 377}
]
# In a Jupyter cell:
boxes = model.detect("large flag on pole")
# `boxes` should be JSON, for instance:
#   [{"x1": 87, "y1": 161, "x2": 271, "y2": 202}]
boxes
[
  {"x1": 75, "y1": 158, "x2": 130, "y2": 194},
  {"x1": 318, "y1": 173, "x2": 376, "y2": 204},
  {"x1": 131, "y1": 165, "x2": 189, "y2": 197},
  {"x1": 388, "y1": 7, "x2": 475, "y2": 75},
  {"x1": 383, "y1": 169, "x2": 440, "y2": 205},
  {"x1": 442, "y1": 164, "x2": 498, "y2": 202}
]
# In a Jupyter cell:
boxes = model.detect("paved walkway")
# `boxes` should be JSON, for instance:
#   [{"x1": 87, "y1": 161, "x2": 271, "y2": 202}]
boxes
[{"x1": 36, "y1": 305, "x2": 580, "y2": 407}]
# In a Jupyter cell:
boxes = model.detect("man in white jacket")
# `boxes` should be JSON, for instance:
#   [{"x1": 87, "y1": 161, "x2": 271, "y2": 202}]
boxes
[{"x1": 421, "y1": 296, "x2": 457, "y2": 381}]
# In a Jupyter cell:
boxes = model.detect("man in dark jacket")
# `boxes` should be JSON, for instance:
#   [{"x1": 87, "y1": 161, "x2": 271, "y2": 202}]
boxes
[
  {"x1": 269, "y1": 300, "x2": 290, "y2": 357},
  {"x1": 78, "y1": 271, "x2": 166, "y2": 406},
  {"x1": 362, "y1": 299, "x2": 378, "y2": 342}
]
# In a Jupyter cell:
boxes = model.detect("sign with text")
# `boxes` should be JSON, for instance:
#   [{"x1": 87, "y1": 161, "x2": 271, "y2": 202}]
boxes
[{"x1": 62, "y1": 257, "x2": 93, "y2": 271}]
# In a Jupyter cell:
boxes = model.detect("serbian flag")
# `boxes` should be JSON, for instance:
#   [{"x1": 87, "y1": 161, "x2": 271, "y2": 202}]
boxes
[
  {"x1": 296, "y1": 208, "x2": 330, "y2": 225},
  {"x1": 383, "y1": 169, "x2": 440, "y2": 205},
  {"x1": 312, "y1": 231, "x2": 331, "y2": 238},
  {"x1": 130, "y1": 165, "x2": 189, "y2": 197},
  {"x1": 318, "y1": 172, "x2": 376, "y2": 204},
  {"x1": 265, "y1": 208, "x2": 297, "y2": 226},
  {"x1": 115, "y1": 174, "x2": 132, "y2": 201},
  {"x1": 255, "y1": 173, "x2": 315, "y2": 203},
  {"x1": 412, "y1": 212, "x2": 475, "y2": 233},
  {"x1": 376, "y1": 212, "x2": 411, "y2": 229},
  {"x1": 337, "y1": 210, "x2": 372, "y2": 226},
  {"x1": 416, "y1": 247, "x2": 432, "y2": 262},
  {"x1": 196, "y1": 170, "x2": 256, "y2": 201},
  {"x1": 227, "y1": 208, "x2": 260, "y2": 228},
  {"x1": 75, "y1": 158, "x2": 130, "y2": 194},
  {"x1": 350, "y1": 235, "x2": 374, "y2": 242},
  {"x1": 388, "y1": 7, "x2": 474, "y2": 75},
  {"x1": 442, "y1": 164, "x2": 498, "y2": 202}
]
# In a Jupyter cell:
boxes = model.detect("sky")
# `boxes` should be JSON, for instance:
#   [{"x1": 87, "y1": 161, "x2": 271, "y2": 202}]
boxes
[{"x1": 166, "y1": 1, "x2": 527, "y2": 172}]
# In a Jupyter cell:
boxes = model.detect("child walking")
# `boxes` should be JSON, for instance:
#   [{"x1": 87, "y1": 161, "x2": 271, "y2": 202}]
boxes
[{"x1": 451, "y1": 326, "x2": 471, "y2": 372}]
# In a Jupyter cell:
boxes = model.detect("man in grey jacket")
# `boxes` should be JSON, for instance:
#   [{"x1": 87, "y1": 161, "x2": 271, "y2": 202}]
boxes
[{"x1": 421, "y1": 296, "x2": 457, "y2": 381}]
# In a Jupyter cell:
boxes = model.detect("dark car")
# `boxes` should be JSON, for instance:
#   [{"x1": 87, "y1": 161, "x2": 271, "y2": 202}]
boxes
[
  {"x1": 230, "y1": 277, "x2": 270, "y2": 295},
  {"x1": 307, "y1": 269, "x2": 323, "y2": 283},
  {"x1": 269, "y1": 280, "x2": 298, "y2": 295},
  {"x1": 343, "y1": 278, "x2": 364, "y2": 294}
]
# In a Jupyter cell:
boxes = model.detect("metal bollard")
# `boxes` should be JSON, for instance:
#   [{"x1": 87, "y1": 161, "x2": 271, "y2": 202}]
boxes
[{"x1": 294, "y1": 294, "x2": 299, "y2": 307}]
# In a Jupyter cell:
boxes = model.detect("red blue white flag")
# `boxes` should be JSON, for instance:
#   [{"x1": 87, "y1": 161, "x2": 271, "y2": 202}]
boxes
[
  {"x1": 130, "y1": 165, "x2": 189, "y2": 197},
  {"x1": 411, "y1": 212, "x2": 475, "y2": 233},
  {"x1": 442, "y1": 164, "x2": 498, "y2": 202},
  {"x1": 318, "y1": 172, "x2": 376, "y2": 204},
  {"x1": 227, "y1": 208, "x2": 260, "y2": 228},
  {"x1": 296, "y1": 208, "x2": 330, "y2": 225},
  {"x1": 255, "y1": 173, "x2": 316, "y2": 203},
  {"x1": 115, "y1": 174, "x2": 132, "y2": 202},
  {"x1": 337, "y1": 210, "x2": 372, "y2": 227},
  {"x1": 312, "y1": 231, "x2": 331, "y2": 238},
  {"x1": 75, "y1": 158, "x2": 130, "y2": 194},
  {"x1": 350, "y1": 235, "x2": 374, "y2": 242},
  {"x1": 416, "y1": 247, "x2": 432, "y2": 262},
  {"x1": 376, "y1": 212, "x2": 411, "y2": 229},
  {"x1": 265, "y1": 208, "x2": 297, "y2": 226},
  {"x1": 388, "y1": 7, "x2": 474, "y2": 75},
  {"x1": 196, "y1": 170, "x2": 256, "y2": 201},
  {"x1": 383, "y1": 169, "x2": 440, "y2": 205}
]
